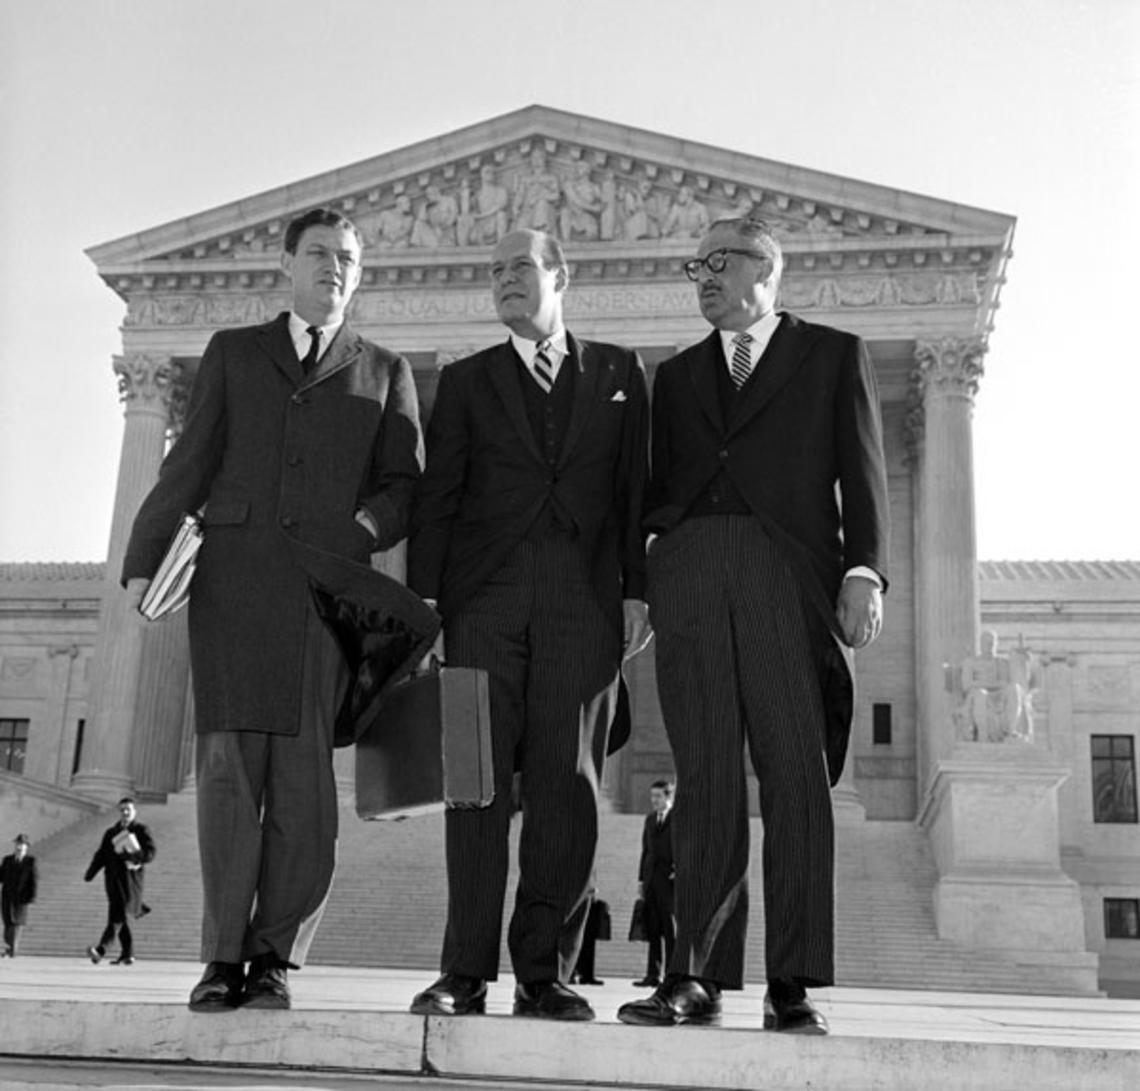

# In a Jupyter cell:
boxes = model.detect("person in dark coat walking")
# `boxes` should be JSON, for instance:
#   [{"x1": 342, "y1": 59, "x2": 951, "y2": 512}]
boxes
[
  {"x1": 84, "y1": 798, "x2": 155, "y2": 965},
  {"x1": 121, "y1": 208, "x2": 437, "y2": 1013},
  {"x1": 633, "y1": 780, "x2": 675, "y2": 988},
  {"x1": 1, "y1": 833, "x2": 37, "y2": 957}
]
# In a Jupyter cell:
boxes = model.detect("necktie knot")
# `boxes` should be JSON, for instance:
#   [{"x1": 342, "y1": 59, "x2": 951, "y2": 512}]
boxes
[
  {"x1": 730, "y1": 332, "x2": 754, "y2": 389},
  {"x1": 301, "y1": 325, "x2": 320, "y2": 375}
]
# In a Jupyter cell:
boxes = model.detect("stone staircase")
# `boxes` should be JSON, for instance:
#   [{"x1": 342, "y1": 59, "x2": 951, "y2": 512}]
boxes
[{"x1": 17, "y1": 789, "x2": 1093, "y2": 994}]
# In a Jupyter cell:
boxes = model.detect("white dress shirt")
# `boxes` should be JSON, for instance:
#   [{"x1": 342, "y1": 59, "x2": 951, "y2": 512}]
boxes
[
  {"x1": 510, "y1": 328, "x2": 568, "y2": 388},
  {"x1": 287, "y1": 313, "x2": 342, "y2": 367}
]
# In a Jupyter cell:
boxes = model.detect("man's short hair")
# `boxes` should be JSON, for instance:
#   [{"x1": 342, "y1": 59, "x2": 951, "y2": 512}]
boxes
[
  {"x1": 118, "y1": 796, "x2": 136, "y2": 806},
  {"x1": 650, "y1": 779, "x2": 674, "y2": 796},
  {"x1": 284, "y1": 208, "x2": 363, "y2": 255},
  {"x1": 708, "y1": 214, "x2": 784, "y2": 284},
  {"x1": 537, "y1": 232, "x2": 569, "y2": 279}
]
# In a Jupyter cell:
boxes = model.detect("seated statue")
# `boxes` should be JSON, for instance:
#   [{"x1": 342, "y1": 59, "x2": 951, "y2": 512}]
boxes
[{"x1": 946, "y1": 630, "x2": 1038, "y2": 743}]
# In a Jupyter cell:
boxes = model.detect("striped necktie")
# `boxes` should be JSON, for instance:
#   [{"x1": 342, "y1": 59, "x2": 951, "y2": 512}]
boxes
[
  {"x1": 729, "y1": 332, "x2": 753, "y2": 389},
  {"x1": 301, "y1": 325, "x2": 320, "y2": 375},
  {"x1": 533, "y1": 339, "x2": 555, "y2": 394}
]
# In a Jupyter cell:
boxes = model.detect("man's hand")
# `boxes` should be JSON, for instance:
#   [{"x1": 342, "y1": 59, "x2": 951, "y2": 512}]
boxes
[
  {"x1": 418, "y1": 628, "x2": 445, "y2": 673},
  {"x1": 125, "y1": 578, "x2": 150, "y2": 616},
  {"x1": 622, "y1": 599, "x2": 653, "y2": 661},
  {"x1": 354, "y1": 507, "x2": 379, "y2": 543},
  {"x1": 836, "y1": 576, "x2": 883, "y2": 649}
]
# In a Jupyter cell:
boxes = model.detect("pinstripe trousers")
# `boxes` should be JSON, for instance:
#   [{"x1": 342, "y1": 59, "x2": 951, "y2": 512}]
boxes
[
  {"x1": 439, "y1": 535, "x2": 621, "y2": 984},
  {"x1": 647, "y1": 515, "x2": 835, "y2": 989}
]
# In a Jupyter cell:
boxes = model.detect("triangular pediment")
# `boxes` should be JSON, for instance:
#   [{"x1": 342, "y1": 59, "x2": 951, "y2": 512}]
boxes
[{"x1": 87, "y1": 105, "x2": 1014, "y2": 276}]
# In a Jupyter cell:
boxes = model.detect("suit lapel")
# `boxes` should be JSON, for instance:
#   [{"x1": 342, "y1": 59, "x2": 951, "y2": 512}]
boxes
[
  {"x1": 686, "y1": 332, "x2": 726, "y2": 433},
  {"x1": 259, "y1": 312, "x2": 304, "y2": 387},
  {"x1": 486, "y1": 340, "x2": 544, "y2": 462},
  {"x1": 306, "y1": 321, "x2": 363, "y2": 387},
  {"x1": 557, "y1": 332, "x2": 599, "y2": 468},
  {"x1": 726, "y1": 314, "x2": 815, "y2": 439}
]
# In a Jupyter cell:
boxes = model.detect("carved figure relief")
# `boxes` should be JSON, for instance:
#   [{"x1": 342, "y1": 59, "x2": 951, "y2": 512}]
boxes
[
  {"x1": 511, "y1": 148, "x2": 561, "y2": 233},
  {"x1": 662, "y1": 185, "x2": 710, "y2": 239}
]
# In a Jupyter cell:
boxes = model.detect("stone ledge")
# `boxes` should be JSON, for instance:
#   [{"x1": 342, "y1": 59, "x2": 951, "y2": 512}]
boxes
[{"x1": 1, "y1": 961, "x2": 1137, "y2": 1091}]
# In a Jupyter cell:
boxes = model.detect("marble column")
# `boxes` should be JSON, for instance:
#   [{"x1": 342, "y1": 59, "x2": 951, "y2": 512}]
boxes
[
  {"x1": 72, "y1": 354, "x2": 182, "y2": 800},
  {"x1": 910, "y1": 336, "x2": 985, "y2": 801}
]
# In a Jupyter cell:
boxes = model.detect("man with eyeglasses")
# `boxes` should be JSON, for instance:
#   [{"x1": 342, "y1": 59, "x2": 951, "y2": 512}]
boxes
[
  {"x1": 619, "y1": 215, "x2": 889, "y2": 1035},
  {"x1": 408, "y1": 228, "x2": 651, "y2": 1023}
]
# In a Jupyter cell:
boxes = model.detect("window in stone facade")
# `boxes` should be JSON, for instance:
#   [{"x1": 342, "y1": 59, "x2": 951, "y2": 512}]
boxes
[
  {"x1": 1092, "y1": 734, "x2": 1138, "y2": 823},
  {"x1": 872, "y1": 703, "x2": 892, "y2": 745},
  {"x1": 0, "y1": 718, "x2": 29, "y2": 774},
  {"x1": 1105, "y1": 898, "x2": 1140, "y2": 939}
]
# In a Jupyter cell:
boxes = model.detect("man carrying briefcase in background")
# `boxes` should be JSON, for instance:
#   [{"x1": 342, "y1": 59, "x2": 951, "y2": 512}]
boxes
[{"x1": 408, "y1": 228, "x2": 651, "y2": 1022}]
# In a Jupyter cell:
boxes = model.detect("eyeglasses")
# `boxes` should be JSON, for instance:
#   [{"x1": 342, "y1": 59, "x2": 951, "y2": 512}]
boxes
[{"x1": 683, "y1": 248, "x2": 765, "y2": 281}]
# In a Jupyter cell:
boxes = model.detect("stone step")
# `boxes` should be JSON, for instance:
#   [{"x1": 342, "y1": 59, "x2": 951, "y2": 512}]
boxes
[
  {"x1": 17, "y1": 791, "x2": 1096, "y2": 995},
  {"x1": 0, "y1": 960, "x2": 1135, "y2": 1091}
]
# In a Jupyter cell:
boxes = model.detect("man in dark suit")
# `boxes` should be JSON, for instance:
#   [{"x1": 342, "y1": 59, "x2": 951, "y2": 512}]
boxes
[
  {"x1": 618, "y1": 215, "x2": 889, "y2": 1035},
  {"x1": 408, "y1": 229, "x2": 651, "y2": 1022},
  {"x1": 1, "y1": 834, "x2": 37, "y2": 957},
  {"x1": 84, "y1": 798, "x2": 155, "y2": 965},
  {"x1": 123, "y1": 208, "x2": 434, "y2": 1013},
  {"x1": 633, "y1": 779, "x2": 675, "y2": 988}
]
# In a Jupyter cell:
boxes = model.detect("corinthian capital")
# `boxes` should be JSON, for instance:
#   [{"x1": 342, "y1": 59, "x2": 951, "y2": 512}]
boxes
[
  {"x1": 912, "y1": 336, "x2": 986, "y2": 399},
  {"x1": 113, "y1": 354, "x2": 192, "y2": 438},
  {"x1": 903, "y1": 336, "x2": 987, "y2": 466}
]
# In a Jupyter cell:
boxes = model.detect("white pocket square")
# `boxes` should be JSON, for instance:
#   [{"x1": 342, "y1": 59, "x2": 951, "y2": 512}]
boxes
[{"x1": 610, "y1": 390, "x2": 627, "y2": 402}]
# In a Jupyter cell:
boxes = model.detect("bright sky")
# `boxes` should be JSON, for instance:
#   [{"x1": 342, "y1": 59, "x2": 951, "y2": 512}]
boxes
[{"x1": 0, "y1": 0, "x2": 1137, "y2": 562}]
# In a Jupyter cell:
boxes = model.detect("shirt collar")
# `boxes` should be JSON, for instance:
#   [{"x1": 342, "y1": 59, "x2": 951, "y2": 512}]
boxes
[
  {"x1": 510, "y1": 328, "x2": 568, "y2": 367},
  {"x1": 288, "y1": 312, "x2": 343, "y2": 355},
  {"x1": 718, "y1": 310, "x2": 782, "y2": 362}
]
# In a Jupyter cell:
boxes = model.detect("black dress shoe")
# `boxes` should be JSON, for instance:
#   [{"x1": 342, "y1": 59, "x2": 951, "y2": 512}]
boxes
[
  {"x1": 188, "y1": 961, "x2": 245, "y2": 1012},
  {"x1": 513, "y1": 980, "x2": 594, "y2": 1021},
  {"x1": 243, "y1": 954, "x2": 290, "y2": 1011},
  {"x1": 631, "y1": 976, "x2": 660, "y2": 988},
  {"x1": 577, "y1": 977, "x2": 604, "y2": 986},
  {"x1": 112, "y1": 955, "x2": 135, "y2": 966},
  {"x1": 617, "y1": 976, "x2": 722, "y2": 1026},
  {"x1": 763, "y1": 991, "x2": 829, "y2": 1034},
  {"x1": 410, "y1": 973, "x2": 487, "y2": 1016}
]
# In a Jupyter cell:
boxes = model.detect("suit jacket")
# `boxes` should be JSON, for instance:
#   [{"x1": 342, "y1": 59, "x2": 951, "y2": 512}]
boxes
[
  {"x1": 638, "y1": 811, "x2": 674, "y2": 916},
  {"x1": 0, "y1": 854, "x2": 37, "y2": 924},
  {"x1": 85, "y1": 821, "x2": 155, "y2": 919},
  {"x1": 408, "y1": 333, "x2": 650, "y2": 631},
  {"x1": 122, "y1": 313, "x2": 438, "y2": 742},
  {"x1": 644, "y1": 313, "x2": 890, "y2": 781}
]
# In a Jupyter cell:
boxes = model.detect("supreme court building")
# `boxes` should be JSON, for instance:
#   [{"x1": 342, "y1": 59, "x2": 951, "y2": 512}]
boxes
[{"x1": 2, "y1": 107, "x2": 1138, "y2": 993}]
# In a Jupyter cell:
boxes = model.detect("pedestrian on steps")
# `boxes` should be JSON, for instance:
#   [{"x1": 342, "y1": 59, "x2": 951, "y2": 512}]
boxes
[{"x1": 84, "y1": 797, "x2": 155, "y2": 966}]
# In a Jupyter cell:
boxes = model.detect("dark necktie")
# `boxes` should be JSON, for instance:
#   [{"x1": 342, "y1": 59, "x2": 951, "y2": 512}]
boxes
[
  {"x1": 730, "y1": 332, "x2": 754, "y2": 389},
  {"x1": 301, "y1": 325, "x2": 320, "y2": 375},
  {"x1": 533, "y1": 339, "x2": 555, "y2": 394}
]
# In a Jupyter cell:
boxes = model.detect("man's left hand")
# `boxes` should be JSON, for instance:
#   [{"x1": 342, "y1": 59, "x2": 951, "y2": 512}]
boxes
[
  {"x1": 622, "y1": 599, "x2": 653, "y2": 661},
  {"x1": 836, "y1": 576, "x2": 883, "y2": 649}
]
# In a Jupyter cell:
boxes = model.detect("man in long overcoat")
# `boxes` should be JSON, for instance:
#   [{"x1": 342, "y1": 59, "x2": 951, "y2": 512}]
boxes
[
  {"x1": 84, "y1": 798, "x2": 155, "y2": 965},
  {"x1": 634, "y1": 779, "x2": 675, "y2": 988},
  {"x1": 1, "y1": 833, "x2": 37, "y2": 957},
  {"x1": 122, "y1": 208, "x2": 437, "y2": 1013}
]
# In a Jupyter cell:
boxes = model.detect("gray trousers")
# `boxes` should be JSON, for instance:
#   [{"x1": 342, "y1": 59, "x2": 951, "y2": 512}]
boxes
[
  {"x1": 648, "y1": 515, "x2": 835, "y2": 989},
  {"x1": 195, "y1": 607, "x2": 347, "y2": 968}
]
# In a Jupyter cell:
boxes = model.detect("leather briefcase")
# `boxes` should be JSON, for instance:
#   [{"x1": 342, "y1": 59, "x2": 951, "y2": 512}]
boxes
[{"x1": 355, "y1": 665, "x2": 493, "y2": 820}]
